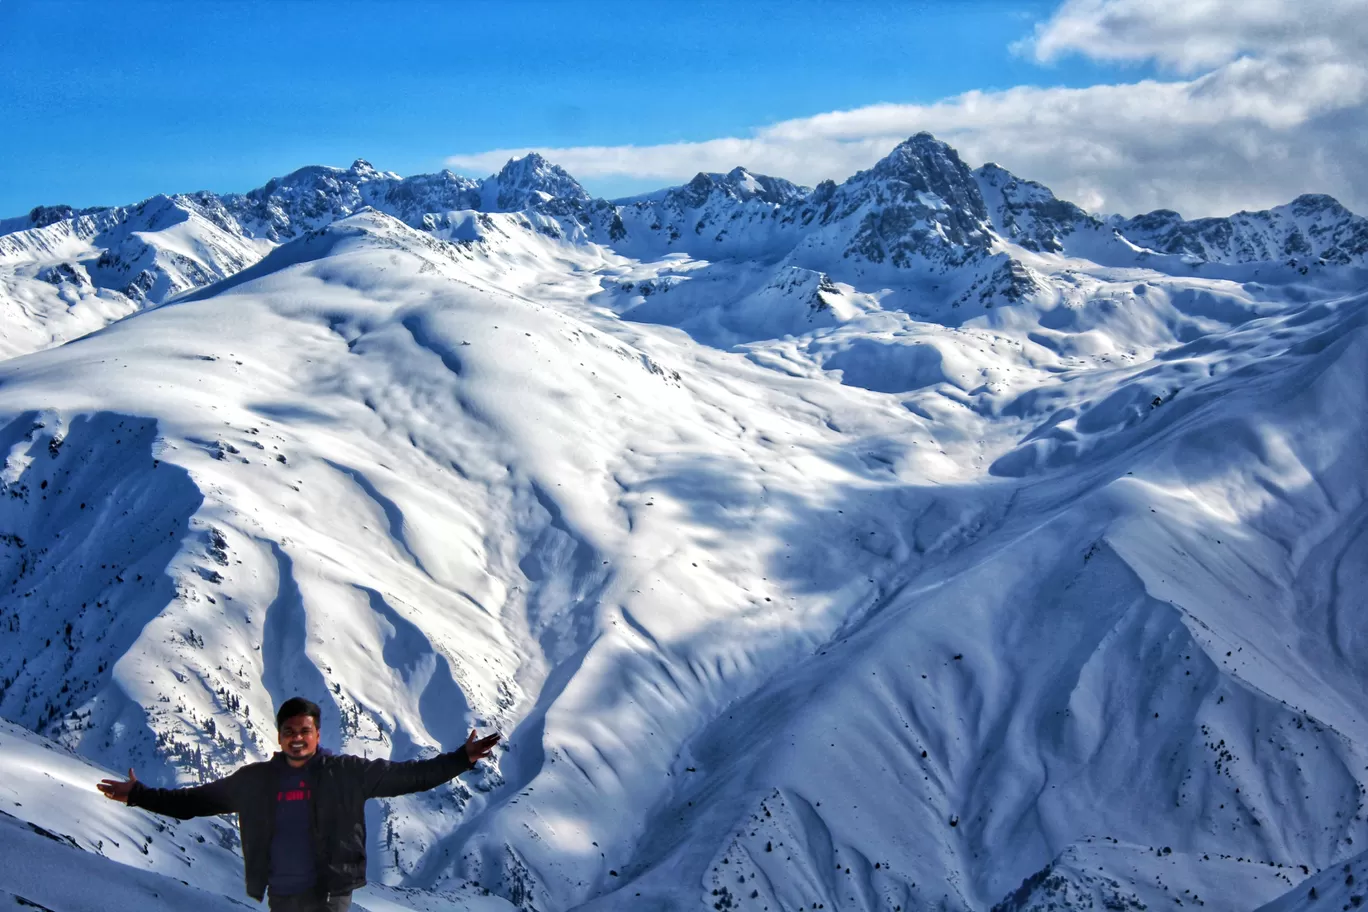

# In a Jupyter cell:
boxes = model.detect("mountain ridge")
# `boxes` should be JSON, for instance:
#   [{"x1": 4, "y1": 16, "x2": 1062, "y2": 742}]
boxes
[{"x1": 5, "y1": 132, "x2": 1365, "y2": 315}]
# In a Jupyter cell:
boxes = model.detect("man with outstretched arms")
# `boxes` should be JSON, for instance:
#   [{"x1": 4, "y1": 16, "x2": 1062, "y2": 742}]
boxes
[{"x1": 97, "y1": 696, "x2": 500, "y2": 911}]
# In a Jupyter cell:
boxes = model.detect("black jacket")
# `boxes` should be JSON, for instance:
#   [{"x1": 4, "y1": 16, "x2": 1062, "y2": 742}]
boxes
[{"x1": 128, "y1": 748, "x2": 473, "y2": 900}]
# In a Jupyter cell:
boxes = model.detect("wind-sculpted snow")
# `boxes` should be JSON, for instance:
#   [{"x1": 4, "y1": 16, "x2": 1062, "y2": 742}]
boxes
[{"x1": 0, "y1": 138, "x2": 1366, "y2": 912}]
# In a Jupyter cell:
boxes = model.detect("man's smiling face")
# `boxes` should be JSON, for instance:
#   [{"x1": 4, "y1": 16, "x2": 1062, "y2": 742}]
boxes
[{"x1": 278, "y1": 714, "x2": 319, "y2": 766}]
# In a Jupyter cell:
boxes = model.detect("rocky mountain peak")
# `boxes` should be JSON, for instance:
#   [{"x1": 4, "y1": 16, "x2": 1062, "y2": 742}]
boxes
[
  {"x1": 494, "y1": 153, "x2": 589, "y2": 204},
  {"x1": 503, "y1": 150, "x2": 551, "y2": 171},
  {"x1": 669, "y1": 167, "x2": 807, "y2": 210},
  {"x1": 348, "y1": 158, "x2": 382, "y2": 179},
  {"x1": 813, "y1": 133, "x2": 993, "y2": 270},
  {"x1": 26, "y1": 204, "x2": 87, "y2": 229},
  {"x1": 972, "y1": 162, "x2": 1097, "y2": 253},
  {"x1": 1287, "y1": 193, "x2": 1347, "y2": 217},
  {"x1": 810, "y1": 179, "x2": 838, "y2": 205},
  {"x1": 858, "y1": 133, "x2": 988, "y2": 220}
]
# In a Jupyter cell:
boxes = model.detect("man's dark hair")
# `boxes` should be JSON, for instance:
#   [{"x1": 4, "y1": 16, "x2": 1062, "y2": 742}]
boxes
[{"x1": 275, "y1": 697, "x2": 321, "y2": 731}]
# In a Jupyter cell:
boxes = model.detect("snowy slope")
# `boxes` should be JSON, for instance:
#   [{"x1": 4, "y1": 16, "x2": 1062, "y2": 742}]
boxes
[
  {"x1": 0, "y1": 717, "x2": 245, "y2": 895},
  {"x1": 0, "y1": 194, "x2": 266, "y2": 357},
  {"x1": 1255, "y1": 846, "x2": 1368, "y2": 912},
  {"x1": 0, "y1": 136, "x2": 1366, "y2": 912}
]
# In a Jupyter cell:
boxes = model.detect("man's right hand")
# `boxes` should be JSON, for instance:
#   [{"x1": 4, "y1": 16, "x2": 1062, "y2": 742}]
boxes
[{"x1": 97, "y1": 768, "x2": 138, "y2": 803}]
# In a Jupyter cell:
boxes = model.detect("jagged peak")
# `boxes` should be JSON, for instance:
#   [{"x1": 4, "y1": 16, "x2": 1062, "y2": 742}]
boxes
[
  {"x1": 348, "y1": 158, "x2": 381, "y2": 179},
  {"x1": 878, "y1": 132, "x2": 966, "y2": 168},
  {"x1": 126, "y1": 194, "x2": 196, "y2": 229},
  {"x1": 836, "y1": 131, "x2": 989, "y2": 224},
  {"x1": 395, "y1": 168, "x2": 480, "y2": 191},
  {"x1": 880, "y1": 132, "x2": 961, "y2": 163},
  {"x1": 1123, "y1": 194, "x2": 1360, "y2": 227},
  {"x1": 975, "y1": 162, "x2": 1011, "y2": 181},
  {"x1": 670, "y1": 167, "x2": 805, "y2": 207},
  {"x1": 511, "y1": 150, "x2": 550, "y2": 167},
  {"x1": 496, "y1": 151, "x2": 557, "y2": 180},
  {"x1": 810, "y1": 179, "x2": 838, "y2": 204},
  {"x1": 27, "y1": 204, "x2": 81, "y2": 228},
  {"x1": 256, "y1": 164, "x2": 354, "y2": 198},
  {"x1": 899, "y1": 131, "x2": 946, "y2": 147},
  {"x1": 848, "y1": 132, "x2": 979, "y2": 196},
  {"x1": 1119, "y1": 208, "x2": 1186, "y2": 230},
  {"x1": 134, "y1": 192, "x2": 179, "y2": 209},
  {"x1": 974, "y1": 162, "x2": 1046, "y2": 191},
  {"x1": 1287, "y1": 193, "x2": 1348, "y2": 215},
  {"x1": 492, "y1": 152, "x2": 588, "y2": 205}
]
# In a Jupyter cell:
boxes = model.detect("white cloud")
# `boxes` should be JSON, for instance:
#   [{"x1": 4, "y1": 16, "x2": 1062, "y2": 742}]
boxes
[
  {"x1": 1024, "y1": 0, "x2": 1367, "y2": 72},
  {"x1": 446, "y1": 0, "x2": 1368, "y2": 218}
]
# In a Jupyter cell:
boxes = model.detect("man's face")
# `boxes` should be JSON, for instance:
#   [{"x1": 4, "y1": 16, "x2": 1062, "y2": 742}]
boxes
[{"x1": 278, "y1": 714, "x2": 319, "y2": 764}]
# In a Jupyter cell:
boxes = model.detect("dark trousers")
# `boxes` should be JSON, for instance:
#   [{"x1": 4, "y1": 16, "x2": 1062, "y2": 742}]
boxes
[{"x1": 267, "y1": 891, "x2": 352, "y2": 912}]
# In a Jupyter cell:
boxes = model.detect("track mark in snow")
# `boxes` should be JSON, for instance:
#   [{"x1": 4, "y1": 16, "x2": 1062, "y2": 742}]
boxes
[
  {"x1": 324, "y1": 459, "x2": 433, "y2": 579},
  {"x1": 359, "y1": 585, "x2": 471, "y2": 756},
  {"x1": 260, "y1": 542, "x2": 336, "y2": 746},
  {"x1": 401, "y1": 313, "x2": 466, "y2": 378}
]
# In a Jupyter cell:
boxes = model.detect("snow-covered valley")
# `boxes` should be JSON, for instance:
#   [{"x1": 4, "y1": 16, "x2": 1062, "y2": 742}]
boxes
[{"x1": 0, "y1": 135, "x2": 1365, "y2": 911}]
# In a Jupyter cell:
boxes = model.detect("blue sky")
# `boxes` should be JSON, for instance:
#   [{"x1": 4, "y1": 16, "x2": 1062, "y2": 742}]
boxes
[{"x1": 0, "y1": 0, "x2": 1152, "y2": 215}]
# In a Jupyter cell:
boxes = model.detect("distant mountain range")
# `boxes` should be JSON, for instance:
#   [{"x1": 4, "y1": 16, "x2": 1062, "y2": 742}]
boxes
[{"x1": 4, "y1": 133, "x2": 1364, "y2": 315}]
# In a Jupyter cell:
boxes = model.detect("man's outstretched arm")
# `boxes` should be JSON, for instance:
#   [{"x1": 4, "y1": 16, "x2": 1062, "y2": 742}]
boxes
[
  {"x1": 364, "y1": 729, "x2": 500, "y2": 798},
  {"x1": 98, "y1": 767, "x2": 238, "y2": 819}
]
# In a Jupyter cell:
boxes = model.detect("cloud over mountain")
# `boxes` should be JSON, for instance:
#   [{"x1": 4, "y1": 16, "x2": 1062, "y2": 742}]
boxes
[{"x1": 447, "y1": 0, "x2": 1368, "y2": 218}]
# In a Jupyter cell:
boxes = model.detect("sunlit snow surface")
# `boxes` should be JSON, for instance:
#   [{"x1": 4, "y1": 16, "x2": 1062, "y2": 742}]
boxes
[{"x1": 0, "y1": 151, "x2": 1365, "y2": 911}]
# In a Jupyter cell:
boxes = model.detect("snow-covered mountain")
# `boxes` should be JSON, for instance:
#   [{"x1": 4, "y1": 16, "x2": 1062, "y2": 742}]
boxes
[
  {"x1": 2, "y1": 135, "x2": 1367, "y2": 912},
  {"x1": 1112, "y1": 193, "x2": 1368, "y2": 268},
  {"x1": 0, "y1": 153, "x2": 598, "y2": 352},
  {"x1": 973, "y1": 162, "x2": 1098, "y2": 255},
  {"x1": 5, "y1": 132, "x2": 1364, "y2": 347}
]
